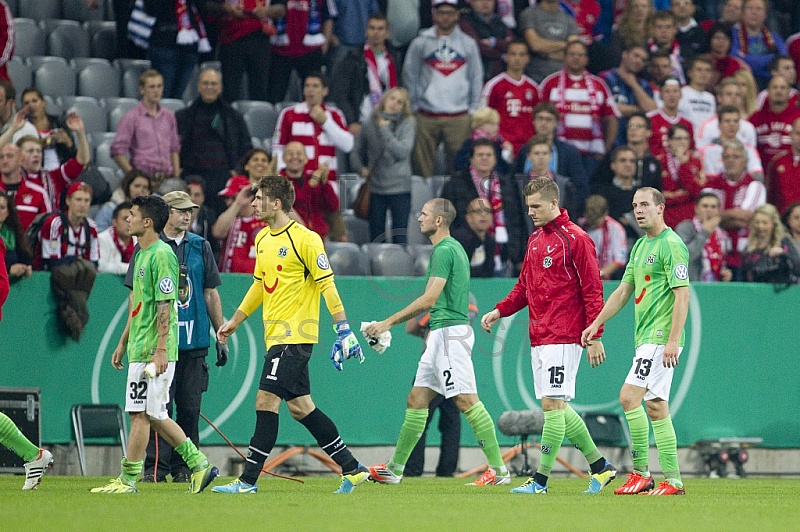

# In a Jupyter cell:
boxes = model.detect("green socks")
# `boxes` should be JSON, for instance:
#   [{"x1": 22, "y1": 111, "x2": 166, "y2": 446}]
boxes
[
  {"x1": 652, "y1": 416, "x2": 681, "y2": 482},
  {"x1": 174, "y1": 438, "x2": 208, "y2": 472},
  {"x1": 625, "y1": 406, "x2": 650, "y2": 473},
  {"x1": 563, "y1": 405, "x2": 602, "y2": 466},
  {"x1": 536, "y1": 409, "x2": 566, "y2": 478},
  {"x1": 120, "y1": 457, "x2": 142, "y2": 484},
  {"x1": 0, "y1": 413, "x2": 40, "y2": 462},
  {"x1": 389, "y1": 408, "x2": 429, "y2": 475},
  {"x1": 464, "y1": 402, "x2": 507, "y2": 474}
]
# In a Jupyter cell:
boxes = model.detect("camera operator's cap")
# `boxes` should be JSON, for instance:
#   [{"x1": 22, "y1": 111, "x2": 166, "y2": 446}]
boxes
[
  {"x1": 218, "y1": 175, "x2": 252, "y2": 197},
  {"x1": 163, "y1": 191, "x2": 199, "y2": 210},
  {"x1": 432, "y1": 0, "x2": 458, "y2": 6}
]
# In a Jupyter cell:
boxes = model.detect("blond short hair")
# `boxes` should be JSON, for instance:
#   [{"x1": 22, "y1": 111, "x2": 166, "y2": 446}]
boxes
[{"x1": 471, "y1": 107, "x2": 500, "y2": 129}]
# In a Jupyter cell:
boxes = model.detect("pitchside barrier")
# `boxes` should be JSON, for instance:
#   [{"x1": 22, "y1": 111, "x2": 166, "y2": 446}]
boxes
[{"x1": 1, "y1": 273, "x2": 798, "y2": 448}]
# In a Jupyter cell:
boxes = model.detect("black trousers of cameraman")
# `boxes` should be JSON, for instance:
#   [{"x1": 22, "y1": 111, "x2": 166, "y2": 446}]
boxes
[
  {"x1": 405, "y1": 394, "x2": 461, "y2": 477},
  {"x1": 144, "y1": 348, "x2": 209, "y2": 480}
]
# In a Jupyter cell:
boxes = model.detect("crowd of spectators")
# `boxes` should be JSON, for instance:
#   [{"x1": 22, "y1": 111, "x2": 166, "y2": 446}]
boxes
[{"x1": 1, "y1": 0, "x2": 799, "y2": 286}]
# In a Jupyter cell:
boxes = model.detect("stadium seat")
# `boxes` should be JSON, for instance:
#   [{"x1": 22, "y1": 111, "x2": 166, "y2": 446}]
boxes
[
  {"x1": 6, "y1": 60, "x2": 33, "y2": 103},
  {"x1": 12, "y1": 18, "x2": 46, "y2": 58},
  {"x1": 87, "y1": 131, "x2": 116, "y2": 152},
  {"x1": 18, "y1": 0, "x2": 60, "y2": 20},
  {"x1": 410, "y1": 245, "x2": 434, "y2": 276},
  {"x1": 95, "y1": 139, "x2": 116, "y2": 169},
  {"x1": 57, "y1": 95, "x2": 100, "y2": 108},
  {"x1": 160, "y1": 98, "x2": 186, "y2": 112},
  {"x1": 120, "y1": 68, "x2": 142, "y2": 98},
  {"x1": 338, "y1": 174, "x2": 364, "y2": 211},
  {"x1": 71, "y1": 404, "x2": 128, "y2": 476},
  {"x1": 407, "y1": 175, "x2": 434, "y2": 245},
  {"x1": 112, "y1": 58, "x2": 151, "y2": 72},
  {"x1": 25, "y1": 55, "x2": 67, "y2": 71},
  {"x1": 85, "y1": 21, "x2": 116, "y2": 60},
  {"x1": 326, "y1": 242, "x2": 366, "y2": 276},
  {"x1": 199, "y1": 60, "x2": 221, "y2": 72},
  {"x1": 182, "y1": 67, "x2": 199, "y2": 102},
  {"x1": 34, "y1": 62, "x2": 77, "y2": 99},
  {"x1": 43, "y1": 95, "x2": 62, "y2": 116},
  {"x1": 343, "y1": 212, "x2": 370, "y2": 246},
  {"x1": 100, "y1": 96, "x2": 138, "y2": 110},
  {"x1": 363, "y1": 243, "x2": 415, "y2": 277},
  {"x1": 275, "y1": 101, "x2": 299, "y2": 112},
  {"x1": 70, "y1": 57, "x2": 111, "y2": 70},
  {"x1": 106, "y1": 99, "x2": 139, "y2": 130},
  {"x1": 38, "y1": 18, "x2": 80, "y2": 34},
  {"x1": 64, "y1": 99, "x2": 108, "y2": 134},
  {"x1": 47, "y1": 24, "x2": 91, "y2": 60},
  {"x1": 429, "y1": 175, "x2": 448, "y2": 198},
  {"x1": 582, "y1": 412, "x2": 633, "y2": 469},
  {"x1": 243, "y1": 106, "x2": 278, "y2": 140},
  {"x1": 77, "y1": 62, "x2": 121, "y2": 99},
  {"x1": 251, "y1": 137, "x2": 263, "y2": 149},
  {"x1": 63, "y1": 0, "x2": 106, "y2": 22},
  {"x1": 98, "y1": 165, "x2": 122, "y2": 191},
  {"x1": 232, "y1": 100, "x2": 274, "y2": 115}
]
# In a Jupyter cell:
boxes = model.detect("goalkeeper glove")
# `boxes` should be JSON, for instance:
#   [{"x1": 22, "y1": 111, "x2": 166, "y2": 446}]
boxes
[
  {"x1": 216, "y1": 340, "x2": 229, "y2": 367},
  {"x1": 330, "y1": 321, "x2": 364, "y2": 371}
]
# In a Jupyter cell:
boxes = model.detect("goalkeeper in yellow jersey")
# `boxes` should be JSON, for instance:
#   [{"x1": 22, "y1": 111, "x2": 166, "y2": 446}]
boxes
[{"x1": 213, "y1": 175, "x2": 368, "y2": 495}]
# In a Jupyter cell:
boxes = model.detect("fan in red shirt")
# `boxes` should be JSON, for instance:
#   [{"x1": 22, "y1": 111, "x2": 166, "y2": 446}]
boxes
[
  {"x1": 280, "y1": 140, "x2": 338, "y2": 240},
  {"x1": 480, "y1": 40, "x2": 538, "y2": 156},
  {"x1": 658, "y1": 124, "x2": 705, "y2": 228},
  {"x1": 647, "y1": 77, "x2": 695, "y2": 159},
  {"x1": 750, "y1": 75, "x2": 800, "y2": 171},
  {"x1": 212, "y1": 175, "x2": 268, "y2": 274},
  {"x1": 0, "y1": 144, "x2": 50, "y2": 231},
  {"x1": 766, "y1": 116, "x2": 800, "y2": 214}
]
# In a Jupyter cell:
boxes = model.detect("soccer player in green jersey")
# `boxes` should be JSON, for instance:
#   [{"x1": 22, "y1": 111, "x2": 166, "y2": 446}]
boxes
[
  {"x1": 92, "y1": 196, "x2": 218, "y2": 494},
  {"x1": 582, "y1": 187, "x2": 690, "y2": 496},
  {"x1": 365, "y1": 198, "x2": 509, "y2": 486}
]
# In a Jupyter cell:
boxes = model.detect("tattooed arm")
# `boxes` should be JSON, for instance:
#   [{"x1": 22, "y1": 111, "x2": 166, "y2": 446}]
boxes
[{"x1": 151, "y1": 300, "x2": 172, "y2": 376}]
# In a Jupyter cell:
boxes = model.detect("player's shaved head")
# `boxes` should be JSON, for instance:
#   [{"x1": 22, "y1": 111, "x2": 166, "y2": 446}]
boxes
[{"x1": 425, "y1": 198, "x2": 456, "y2": 228}]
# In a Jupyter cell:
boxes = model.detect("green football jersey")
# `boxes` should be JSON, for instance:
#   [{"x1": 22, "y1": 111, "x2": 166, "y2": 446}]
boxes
[
  {"x1": 128, "y1": 240, "x2": 179, "y2": 363},
  {"x1": 426, "y1": 237, "x2": 470, "y2": 331},
  {"x1": 622, "y1": 227, "x2": 690, "y2": 348}
]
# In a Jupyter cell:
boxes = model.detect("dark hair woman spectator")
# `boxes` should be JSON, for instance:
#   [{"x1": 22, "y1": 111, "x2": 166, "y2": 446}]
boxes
[
  {"x1": 706, "y1": 23, "x2": 749, "y2": 91},
  {"x1": 20, "y1": 87, "x2": 77, "y2": 171},
  {"x1": 94, "y1": 169, "x2": 152, "y2": 232},
  {"x1": 0, "y1": 191, "x2": 32, "y2": 280}
]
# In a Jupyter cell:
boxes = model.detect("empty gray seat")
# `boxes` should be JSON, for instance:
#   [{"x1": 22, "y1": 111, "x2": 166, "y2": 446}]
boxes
[
  {"x1": 6, "y1": 61, "x2": 33, "y2": 102},
  {"x1": 159, "y1": 98, "x2": 186, "y2": 113},
  {"x1": 43, "y1": 95, "x2": 62, "y2": 116},
  {"x1": 250, "y1": 137, "x2": 263, "y2": 149},
  {"x1": 232, "y1": 100, "x2": 274, "y2": 115},
  {"x1": 112, "y1": 58, "x2": 151, "y2": 72},
  {"x1": 12, "y1": 18, "x2": 46, "y2": 58},
  {"x1": 199, "y1": 60, "x2": 221, "y2": 72},
  {"x1": 25, "y1": 55, "x2": 67, "y2": 71},
  {"x1": 70, "y1": 57, "x2": 111, "y2": 71},
  {"x1": 57, "y1": 95, "x2": 100, "y2": 108},
  {"x1": 275, "y1": 101, "x2": 299, "y2": 112},
  {"x1": 95, "y1": 139, "x2": 116, "y2": 169},
  {"x1": 326, "y1": 242, "x2": 366, "y2": 276},
  {"x1": 98, "y1": 165, "x2": 121, "y2": 191},
  {"x1": 34, "y1": 62, "x2": 77, "y2": 99},
  {"x1": 243, "y1": 106, "x2": 279, "y2": 140},
  {"x1": 18, "y1": 0, "x2": 60, "y2": 20},
  {"x1": 100, "y1": 96, "x2": 138, "y2": 110},
  {"x1": 47, "y1": 24, "x2": 91, "y2": 60},
  {"x1": 410, "y1": 245, "x2": 434, "y2": 276},
  {"x1": 90, "y1": 25, "x2": 116, "y2": 61},
  {"x1": 88, "y1": 131, "x2": 116, "y2": 151},
  {"x1": 407, "y1": 175, "x2": 434, "y2": 245},
  {"x1": 363, "y1": 243, "x2": 415, "y2": 277},
  {"x1": 430, "y1": 175, "x2": 448, "y2": 198},
  {"x1": 338, "y1": 174, "x2": 364, "y2": 211},
  {"x1": 120, "y1": 68, "x2": 143, "y2": 98},
  {"x1": 343, "y1": 212, "x2": 370, "y2": 246},
  {"x1": 66, "y1": 99, "x2": 108, "y2": 134},
  {"x1": 38, "y1": 18, "x2": 80, "y2": 34},
  {"x1": 78, "y1": 62, "x2": 121, "y2": 99}
]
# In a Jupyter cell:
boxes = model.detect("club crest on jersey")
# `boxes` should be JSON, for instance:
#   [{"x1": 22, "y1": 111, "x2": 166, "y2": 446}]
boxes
[
  {"x1": 646, "y1": 254, "x2": 656, "y2": 265},
  {"x1": 317, "y1": 253, "x2": 330, "y2": 270},
  {"x1": 674, "y1": 263, "x2": 689, "y2": 280},
  {"x1": 543, "y1": 256, "x2": 553, "y2": 268},
  {"x1": 424, "y1": 42, "x2": 467, "y2": 77},
  {"x1": 159, "y1": 277, "x2": 175, "y2": 294},
  {"x1": 278, "y1": 246, "x2": 288, "y2": 258},
  {"x1": 138, "y1": 267, "x2": 145, "y2": 278}
]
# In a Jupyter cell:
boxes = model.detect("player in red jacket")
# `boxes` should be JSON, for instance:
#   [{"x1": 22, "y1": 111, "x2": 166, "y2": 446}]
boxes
[{"x1": 481, "y1": 176, "x2": 614, "y2": 495}]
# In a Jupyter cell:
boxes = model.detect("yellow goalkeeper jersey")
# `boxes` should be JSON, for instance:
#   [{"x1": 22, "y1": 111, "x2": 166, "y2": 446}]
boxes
[{"x1": 243, "y1": 220, "x2": 341, "y2": 349}]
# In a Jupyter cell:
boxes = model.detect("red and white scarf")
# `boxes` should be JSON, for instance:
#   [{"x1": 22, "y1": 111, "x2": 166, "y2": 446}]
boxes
[
  {"x1": 364, "y1": 44, "x2": 397, "y2": 111},
  {"x1": 664, "y1": 151, "x2": 681, "y2": 183},
  {"x1": 176, "y1": 0, "x2": 211, "y2": 52},
  {"x1": 692, "y1": 216, "x2": 725, "y2": 281},
  {"x1": 737, "y1": 24, "x2": 777, "y2": 55},
  {"x1": 556, "y1": 69, "x2": 602, "y2": 137},
  {"x1": 111, "y1": 226, "x2": 134, "y2": 263},
  {"x1": 469, "y1": 166, "x2": 507, "y2": 244}
]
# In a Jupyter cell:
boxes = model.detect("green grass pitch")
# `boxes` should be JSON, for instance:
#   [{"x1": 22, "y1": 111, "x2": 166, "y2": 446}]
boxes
[{"x1": 2, "y1": 476, "x2": 799, "y2": 531}]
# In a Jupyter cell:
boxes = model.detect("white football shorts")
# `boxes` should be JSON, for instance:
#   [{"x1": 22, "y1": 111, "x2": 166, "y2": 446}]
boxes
[
  {"x1": 413, "y1": 324, "x2": 477, "y2": 399},
  {"x1": 531, "y1": 344, "x2": 583, "y2": 401},
  {"x1": 624, "y1": 344, "x2": 682, "y2": 401},
  {"x1": 125, "y1": 361, "x2": 176, "y2": 420}
]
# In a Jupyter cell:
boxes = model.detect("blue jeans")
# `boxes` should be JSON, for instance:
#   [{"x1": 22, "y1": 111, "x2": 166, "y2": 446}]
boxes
[
  {"x1": 148, "y1": 45, "x2": 199, "y2": 100},
  {"x1": 368, "y1": 192, "x2": 411, "y2": 245}
]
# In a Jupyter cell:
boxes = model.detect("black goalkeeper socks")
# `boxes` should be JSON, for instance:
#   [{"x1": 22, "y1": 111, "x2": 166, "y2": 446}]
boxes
[
  {"x1": 240, "y1": 410, "x2": 279, "y2": 486},
  {"x1": 299, "y1": 408, "x2": 359, "y2": 474}
]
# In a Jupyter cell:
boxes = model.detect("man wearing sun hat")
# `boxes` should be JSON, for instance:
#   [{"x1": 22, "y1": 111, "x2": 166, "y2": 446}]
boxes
[
  {"x1": 211, "y1": 175, "x2": 268, "y2": 273},
  {"x1": 126, "y1": 189, "x2": 227, "y2": 483}
]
